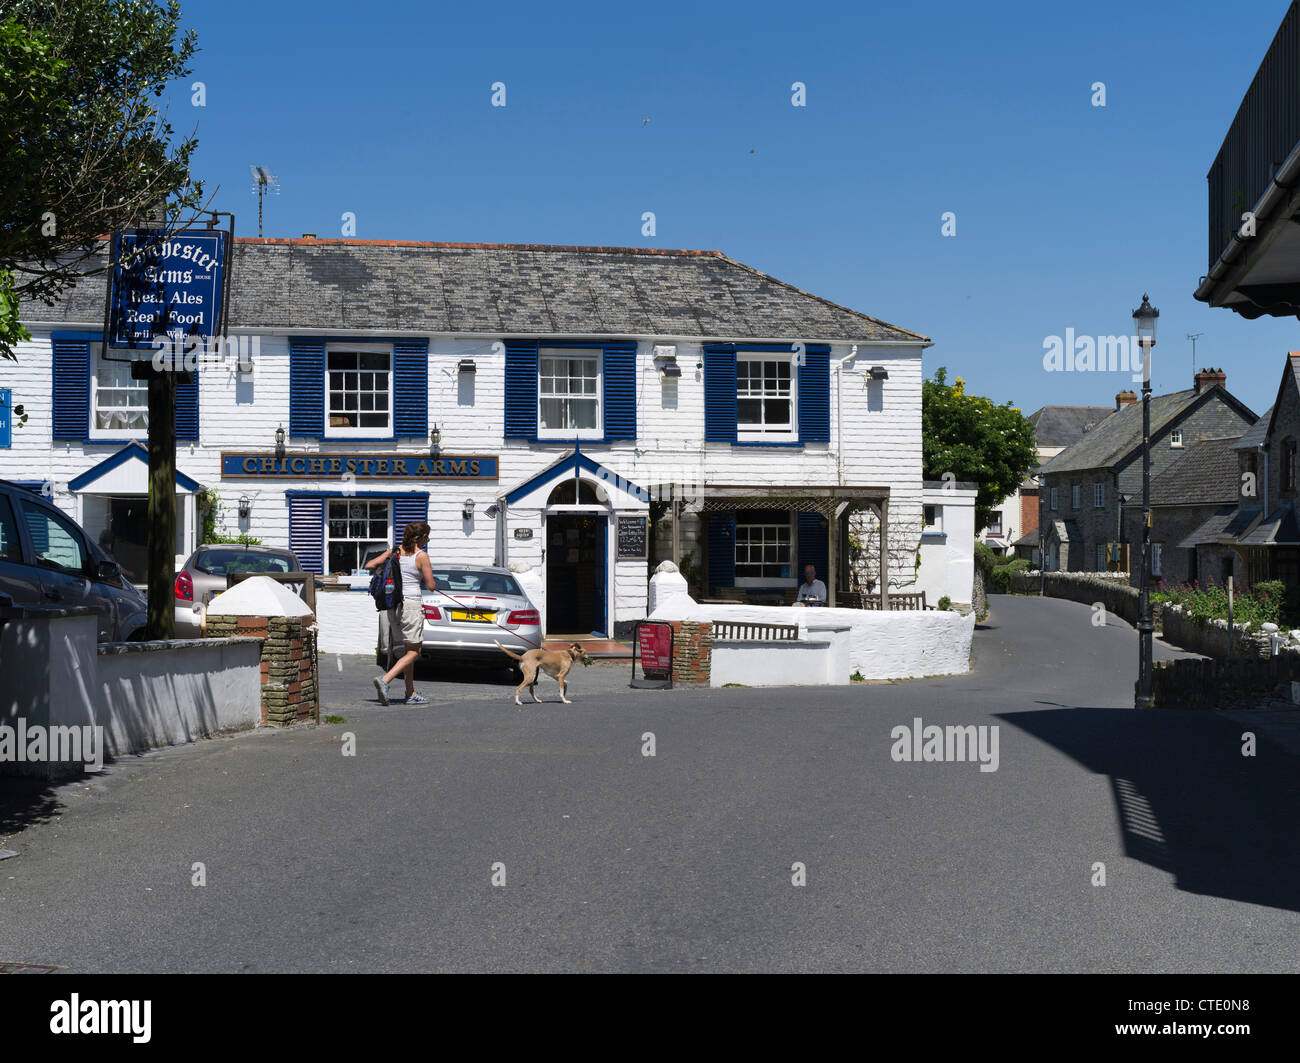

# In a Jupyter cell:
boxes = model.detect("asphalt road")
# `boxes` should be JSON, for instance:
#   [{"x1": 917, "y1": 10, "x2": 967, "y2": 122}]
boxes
[{"x1": 2, "y1": 595, "x2": 1297, "y2": 973}]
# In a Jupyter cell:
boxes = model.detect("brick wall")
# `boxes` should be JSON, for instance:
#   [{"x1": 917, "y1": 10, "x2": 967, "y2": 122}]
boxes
[
  {"x1": 668, "y1": 620, "x2": 712, "y2": 685},
  {"x1": 205, "y1": 614, "x2": 319, "y2": 726}
]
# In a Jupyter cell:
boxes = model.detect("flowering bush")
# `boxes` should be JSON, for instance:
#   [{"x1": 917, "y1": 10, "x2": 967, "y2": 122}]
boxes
[{"x1": 1150, "y1": 579, "x2": 1285, "y2": 629}]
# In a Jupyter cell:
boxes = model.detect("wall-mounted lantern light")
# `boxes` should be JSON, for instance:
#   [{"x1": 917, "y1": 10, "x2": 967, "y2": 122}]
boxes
[
  {"x1": 869, "y1": 366, "x2": 889, "y2": 380},
  {"x1": 274, "y1": 424, "x2": 286, "y2": 453},
  {"x1": 458, "y1": 358, "x2": 476, "y2": 374},
  {"x1": 652, "y1": 344, "x2": 681, "y2": 378},
  {"x1": 430, "y1": 423, "x2": 442, "y2": 454},
  {"x1": 238, "y1": 495, "x2": 252, "y2": 519},
  {"x1": 485, "y1": 503, "x2": 500, "y2": 519},
  {"x1": 462, "y1": 498, "x2": 475, "y2": 520}
]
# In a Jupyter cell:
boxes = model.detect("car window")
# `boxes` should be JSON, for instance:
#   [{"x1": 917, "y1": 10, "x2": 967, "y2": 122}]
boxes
[
  {"x1": 430, "y1": 571, "x2": 520, "y2": 596},
  {"x1": 0, "y1": 495, "x2": 21, "y2": 562},
  {"x1": 19, "y1": 499, "x2": 89, "y2": 576},
  {"x1": 195, "y1": 549, "x2": 294, "y2": 576}
]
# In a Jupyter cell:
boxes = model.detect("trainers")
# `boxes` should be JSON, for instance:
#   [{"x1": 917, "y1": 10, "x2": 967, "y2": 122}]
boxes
[
  {"x1": 405, "y1": 692, "x2": 430, "y2": 704},
  {"x1": 372, "y1": 676, "x2": 389, "y2": 705}
]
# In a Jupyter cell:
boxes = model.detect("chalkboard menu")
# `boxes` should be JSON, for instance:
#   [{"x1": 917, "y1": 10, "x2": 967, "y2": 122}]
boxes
[{"x1": 617, "y1": 515, "x2": 649, "y2": 560}]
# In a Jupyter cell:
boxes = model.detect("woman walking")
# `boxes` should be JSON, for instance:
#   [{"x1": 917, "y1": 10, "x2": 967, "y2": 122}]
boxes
[{"x1": 365, "y1": 521, "x2": 436, "y2": 705}]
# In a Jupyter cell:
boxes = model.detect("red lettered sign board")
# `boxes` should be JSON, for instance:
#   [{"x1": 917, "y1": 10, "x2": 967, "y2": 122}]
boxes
[{"x1": 638, "y1": 622, "x2": 673, "y2": 678}]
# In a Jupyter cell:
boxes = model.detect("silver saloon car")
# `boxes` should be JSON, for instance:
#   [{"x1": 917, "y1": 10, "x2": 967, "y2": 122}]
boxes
[
  {"x1": 174, "y1": 544, "x2": 303, "y2": 637},
  {"x1": 375, "y1": 564, "x2": 541, "y2": 669}
]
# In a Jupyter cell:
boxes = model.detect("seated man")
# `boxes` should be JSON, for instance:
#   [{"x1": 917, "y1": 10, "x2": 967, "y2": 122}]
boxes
[{"x1": 796, "y1": 564, "x2": 827, "y2": 605}]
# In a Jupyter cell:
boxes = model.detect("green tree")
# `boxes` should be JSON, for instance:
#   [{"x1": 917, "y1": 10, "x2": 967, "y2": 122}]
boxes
[
  {"x1": 922, "y1": 367, "x2": 1037, "y2": 531},
  {"x1": 0, "y1": 0, "x2": 205, "y2": 359}
]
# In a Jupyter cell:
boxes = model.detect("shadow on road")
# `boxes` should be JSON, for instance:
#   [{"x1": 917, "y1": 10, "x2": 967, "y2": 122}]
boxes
[{"x1": 999, "y1": 706, "x2": 1300, "y2": 913}]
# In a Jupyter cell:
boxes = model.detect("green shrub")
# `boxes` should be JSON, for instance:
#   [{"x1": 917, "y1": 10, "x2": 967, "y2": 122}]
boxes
[
  {"x1": 989, "y1": 559, "x2": 1032, "y2": 593},
  {"x1": 1157, "y1": 579, "x2": 1283, "y2": 629},
  {"x1": 937, "y1": 595, "x2": 952, "y2": 611},
  {"x1": 973, "y1": 540, "x2": 999, "y2": 578}
]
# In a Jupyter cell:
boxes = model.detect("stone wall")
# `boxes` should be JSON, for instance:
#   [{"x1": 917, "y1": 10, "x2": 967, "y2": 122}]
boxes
[
  {"x1": 1156, "y1": 604, "x2": 1281, "y2": 659},
  {"x1": 1151, "y1": 655, "x2": 1300, "y2": 709},
  {"x1": 1005, "y1": 570, "x2": 1155, "y2": 627},
  {"x1": 205, "y1": 614, "x2": 319, "y2": 726}
]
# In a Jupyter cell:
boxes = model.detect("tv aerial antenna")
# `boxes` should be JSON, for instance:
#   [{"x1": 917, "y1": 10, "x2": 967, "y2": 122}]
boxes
[
  {"x1": 1187, "y1": 332, "x2": 1204, "y2": 379},
  {"x1": 249, "y1": 166, "x2": 280, "y2": 237}
]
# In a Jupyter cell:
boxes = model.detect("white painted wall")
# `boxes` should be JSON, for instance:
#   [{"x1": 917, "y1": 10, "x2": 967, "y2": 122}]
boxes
[
  {"x1": 1, "y1": 611, "x2": 261, "y2": 778},
  {"x1": 4, "y1": 326, "x2": 925, "y2": 628},
  {"x1": 647, "y1": 576, "x2": 974, "y2": 680},
  {"x1": 915, "y1": 483, "x2": 976, "y2": 608},
  {"x1": 711, "y1": 628, "x2": 852, "y2": 687}
]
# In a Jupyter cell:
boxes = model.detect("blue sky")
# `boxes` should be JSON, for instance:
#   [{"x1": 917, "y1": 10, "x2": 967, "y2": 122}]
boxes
[{"x1": 175, "y1": 0, "x2": 1299, "y2": 419}]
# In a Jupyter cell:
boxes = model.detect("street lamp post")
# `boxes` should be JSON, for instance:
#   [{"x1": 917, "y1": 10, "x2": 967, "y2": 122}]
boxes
[{"x1": 1133, "y1": 294, "x2": 1159, "y2": 708}]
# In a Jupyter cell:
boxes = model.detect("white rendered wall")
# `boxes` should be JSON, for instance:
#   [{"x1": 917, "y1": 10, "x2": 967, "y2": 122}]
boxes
[{"x1": 915, "y1": 486, "x2": 976, "y2": 608}]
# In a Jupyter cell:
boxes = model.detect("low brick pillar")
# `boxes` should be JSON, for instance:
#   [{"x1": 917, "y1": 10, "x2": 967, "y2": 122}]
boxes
[
  {"x1": 668, "y1": 620, "x2": 712, "y2": 685},
  {"x1": 205, "y1": 614, "x2": 319, "y2": 726}
]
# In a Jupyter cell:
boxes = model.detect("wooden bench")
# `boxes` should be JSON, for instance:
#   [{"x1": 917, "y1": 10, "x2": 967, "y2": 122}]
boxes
[
  {"x1": 859, "y1": 591, "x2": 928, "y2": 611},
  {"x1": 711, "y1": 620, "x2": 800, "y2": 641}
]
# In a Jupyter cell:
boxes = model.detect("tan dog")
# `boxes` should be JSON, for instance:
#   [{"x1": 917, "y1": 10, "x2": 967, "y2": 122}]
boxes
[{"x1": 496, "y1": 641, "x2": 587, "y2": 705}]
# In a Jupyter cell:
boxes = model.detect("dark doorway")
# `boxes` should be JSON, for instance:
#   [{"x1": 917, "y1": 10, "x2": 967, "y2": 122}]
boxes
[{"x1": 546, "y1": 512, "x2": 606, "y2": 635}]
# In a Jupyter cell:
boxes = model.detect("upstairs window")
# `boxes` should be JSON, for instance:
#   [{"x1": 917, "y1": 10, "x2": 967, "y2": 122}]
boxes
[
  {"x1": 1170, "y1": 429, "x2": 1183, "y2": 447},
  {"x1": 1093, "y1": 483, "x2": 1105, "y2": 508},
  {"x1": 1071, "y1": 484, "x2": 1081, "y2": 510},
  {"x1": 1049, "y1": 486, "x2": 1058, "y2": 511},
  {"x1": 737, "y1": 355, "x2": 795, "y2": 438},
  {"x1": 326, "y1": 347, "x2": 391, "y2": 437},
  {"x1": 539, "y1": 350, "x2": 602, "y2": 439},
  {"x1": 986, "y1": 510, "x2": 1001, "y2": 535},
  {"x1": 91, "y1": 345, "x2": 149, "y2": 435}
]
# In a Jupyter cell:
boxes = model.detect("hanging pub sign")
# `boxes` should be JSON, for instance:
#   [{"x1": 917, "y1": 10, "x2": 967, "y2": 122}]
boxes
[{"x1": 105, "y1": 229, "x2": 229, "y2": 350}]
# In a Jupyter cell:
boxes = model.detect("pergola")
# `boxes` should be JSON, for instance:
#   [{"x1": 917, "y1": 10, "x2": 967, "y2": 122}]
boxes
[{"x1": 665, "y1": 484, "x2": 892, "y2": 608}]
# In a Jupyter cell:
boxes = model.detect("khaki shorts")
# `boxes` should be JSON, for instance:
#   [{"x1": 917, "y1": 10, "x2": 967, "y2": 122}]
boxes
[{"x1": 390, "y1": 599, "x2": 425, "y2": 645}]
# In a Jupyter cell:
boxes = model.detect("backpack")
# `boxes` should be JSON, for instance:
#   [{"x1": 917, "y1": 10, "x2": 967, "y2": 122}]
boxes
[{"x1": 368, "y1": 551, "x2": 404, "y2": 611}]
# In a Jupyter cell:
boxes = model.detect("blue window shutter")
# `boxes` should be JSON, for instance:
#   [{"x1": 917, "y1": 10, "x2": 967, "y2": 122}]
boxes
[
  {"x1": 393, "y1": 338, "x2": 429, "y2": 438},
  {"x1": 175, "y1": 371, "x2": 199, "y2": 441},
  {"x1": 798, "y1": 511, "x2": 828, "y2": 580},
  {"x1": 707, "y1": 511, "x2": 735, "y2": 588},
  {"x1": 603, "y1": 342, "x2": 636, "y2": 440},
  {"x1": 704, "y1": 344, "x2": 737, "y2": 443},
  {"x1": 52, "y1": 339, "x2": 90, "y2": 441},
  {"x1": 392, "y1": 495, "x2": 429, "y2": 544},
  {"x1": 289, "y1": 337, "x2": 325, "y2": 438},
  {"x1": 798, "y1": 344, "x2": 831, "y2": 444},
  {"x1": 289, "y1": 496, "x2": 324, "y2": 574},
  {"x1": 504, "y1": 340, "x2": 539, "y2": 440}
]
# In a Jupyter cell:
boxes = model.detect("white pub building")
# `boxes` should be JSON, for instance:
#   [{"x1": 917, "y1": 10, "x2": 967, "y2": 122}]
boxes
[{"x1": 2, "y1": 238, "x2": 930, "y2": 637}]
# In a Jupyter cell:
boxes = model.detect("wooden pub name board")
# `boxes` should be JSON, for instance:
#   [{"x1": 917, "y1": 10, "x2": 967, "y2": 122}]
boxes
[{"x1": 221, "y1": 453, "x2": 499, "y2": 479}]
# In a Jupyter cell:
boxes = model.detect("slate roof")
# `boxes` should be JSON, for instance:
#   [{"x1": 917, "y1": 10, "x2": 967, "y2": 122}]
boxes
[
  {"x1": 1238, "y1": 504, "x2": 1300, "y2": 546},
  {"x1": 1179, "y1": 505, "x2": 1241, "y2": 548},
  {"x1": 1233, "y1": 406, "x2": 1272, "y2": 450},
  {"x1": 24, "y1": 238, "x2": 929, "y2": 343},
  {"x1": 1040, "y1": 389, "x2": 1251, "y2": 475},
  {"x1": 1028, "y1": 405, "x2": 1114, "y2": 448},
  {"x1": 1148, "y1": 436, "x2": 1242, "y2": 506}
]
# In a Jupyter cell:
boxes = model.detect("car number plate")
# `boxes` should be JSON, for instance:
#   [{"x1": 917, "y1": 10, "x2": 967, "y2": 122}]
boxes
[{"x1": 450, "y1": 609, "x2": 493, "y2": 623}]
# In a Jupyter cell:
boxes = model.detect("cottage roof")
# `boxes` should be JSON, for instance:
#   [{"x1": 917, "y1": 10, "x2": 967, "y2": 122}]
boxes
[
  {"x1": 1027, "y1": 405, "x2": 1114, "y2": 448},
  {"x1": 28, "y1": 238, "x2": 929, "y2": 344},
  {"x1": 1147, "y1": 436, "x2": 1242, "y2": 506},
  {"x1": 1236, "y1": 503, "x2": 1300, "y2": 546},
  {"x1": 1039, "y1": 387, "x2": 1255, "y2": 475},
  {"x1": 1232, "y1": 406, "x2": 1272, "y2": 450}
]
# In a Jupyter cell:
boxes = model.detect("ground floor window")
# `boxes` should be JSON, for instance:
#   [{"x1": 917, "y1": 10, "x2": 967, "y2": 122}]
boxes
[
  {"x1": 326, "y1": 499, "x2": 391, "y2": 574},
  {"x1": 735, "y1": 509, "x2": 792, "y2": 580}
]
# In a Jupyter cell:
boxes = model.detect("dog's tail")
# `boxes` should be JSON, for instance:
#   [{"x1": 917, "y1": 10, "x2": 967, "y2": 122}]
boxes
[{"x1": 495, "y1": 640, "x2": 524, "y2": 661}]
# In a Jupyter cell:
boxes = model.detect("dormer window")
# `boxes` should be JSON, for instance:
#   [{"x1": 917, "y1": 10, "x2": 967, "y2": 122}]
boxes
[{"x1": 1170, "y1": 428, "x2": 1183, "y2": 447}]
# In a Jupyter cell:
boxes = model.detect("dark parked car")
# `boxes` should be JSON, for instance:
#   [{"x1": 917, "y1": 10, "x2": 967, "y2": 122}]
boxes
[
  {"x1": 0, "y1": 479, "x2": 148, "y2": 641},
  {"x1": 174, "y1": 543, "x2": 303, "y2": 636}
]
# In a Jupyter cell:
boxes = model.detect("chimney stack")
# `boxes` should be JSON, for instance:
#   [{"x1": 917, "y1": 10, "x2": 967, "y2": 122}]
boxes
[
  {"x1": 1115, "y1": 390, "x2": 1137, "y2": 410},
  {"x1": 1194, "y1": 367, "x2": 1226, "y2": 393}
]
